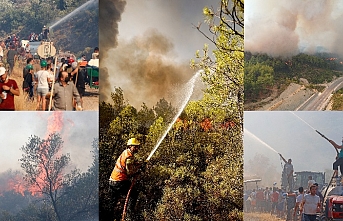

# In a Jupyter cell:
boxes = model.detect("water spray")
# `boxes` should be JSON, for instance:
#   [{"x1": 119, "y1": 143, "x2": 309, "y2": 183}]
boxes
[
  {"x1": 50, "y1": 0, "x2": 98, "y2": 30},
  {"x1": 290, "y1": 112, "x2": 339, "y2": 155},
  {"x1": 121, "y1": 70, "x2": 202, "y2": 221},
  {"x1": 145, "y1": 70, "x2": 202, "y2": 161},
  {"x1": 290, "y1": 112, "x2": 316, "y2": 130},
  {"x1": 315, "y1": 130, "x2": 339, "y2": 155},
  {"x1": 244, "y1": 128, "x2": 278, "y2": 154}
]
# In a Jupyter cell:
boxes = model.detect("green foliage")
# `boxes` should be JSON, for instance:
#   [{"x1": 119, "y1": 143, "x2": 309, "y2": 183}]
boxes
[
  {"x1": 245, "y1": 51, "x2": 343, "y2": 102},
  {"x1": 244, "y1": 63, "x2": 274, "y2": 98},
  {"x1": 331, "y1": 88, "x2": 343, "y2": 110},
  {"x1": 99, "y1": 1, "x2": 243, "y2": 220},
  {"x1": 0, "y1": 0, "x2": 97, "y2": 56}
]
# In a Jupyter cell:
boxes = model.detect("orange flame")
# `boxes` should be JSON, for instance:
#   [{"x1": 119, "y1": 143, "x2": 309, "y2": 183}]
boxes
[{"x1": 6, "y1": 112, "x2": 69, "y2": 197}]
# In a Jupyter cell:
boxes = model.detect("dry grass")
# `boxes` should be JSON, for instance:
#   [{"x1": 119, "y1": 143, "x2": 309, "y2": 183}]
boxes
[
  {"x1": 10, "y1": 60, "x2": 99, "y2": 111},
  {"x1": 8, "y1": 60, "x2": 37, "y2": 111},
  {"x1": 244, "y1": 213, "x2": 282, "y2": 221}
]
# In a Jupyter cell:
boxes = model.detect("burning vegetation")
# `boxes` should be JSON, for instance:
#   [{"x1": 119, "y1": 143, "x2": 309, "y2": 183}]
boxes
[{"x1": 0, "y1": 112, "x2": 99, "y2": 221}]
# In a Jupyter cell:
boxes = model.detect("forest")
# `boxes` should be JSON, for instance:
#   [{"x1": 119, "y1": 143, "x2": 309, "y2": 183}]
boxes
[
  {"x1": 244, "y1": 51, "x2": 343, "y2": 102},
  {"x1": 0, "y1": 0, "x2": 98, "y2": 57},
  {"x1": 99, "y1": 0, "x2": 244, "y2": 220}
]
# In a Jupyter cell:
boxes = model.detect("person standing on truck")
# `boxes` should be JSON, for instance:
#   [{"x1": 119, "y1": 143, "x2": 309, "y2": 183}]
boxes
[
  {"x1": 300, "y1": 185, "x2": 321, "y2": 221},
  {"x1": 279, "y1": 153, "x2": 294, "y2": 192},
  {"x1": 328, "y1": 138, "x2": 343, "y2": 178}
]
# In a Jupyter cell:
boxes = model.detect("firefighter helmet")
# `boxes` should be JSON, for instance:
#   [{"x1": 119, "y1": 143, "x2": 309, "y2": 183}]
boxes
[
  {"x1": 127, "y1": 138, "x2": 140, "y2": 146},
  {"x1": 26, "y1": 64, "x2": 33, "y2": 70},
  {"x1": 40, "y1": 60, "x2": 47, "y2": 67}
]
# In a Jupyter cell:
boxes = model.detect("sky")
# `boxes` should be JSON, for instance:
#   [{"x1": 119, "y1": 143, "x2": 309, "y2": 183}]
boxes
[
  {"x1": 244, "y1": 111, "x2": 343, "y2": 187},
  {"x1": 245, "y1": 0, "x2": 343, "y2": 57},
  {"x1": 100, "y1": 0, "x2": 215, "y2": 108},
  {"x1": 0, "y1": 112, "x2": 98, "y2": 174}
]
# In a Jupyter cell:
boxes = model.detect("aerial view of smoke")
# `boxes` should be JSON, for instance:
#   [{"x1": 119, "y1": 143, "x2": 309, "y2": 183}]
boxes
[{"x1": 245, "y1": 0, "x2": 343, "y2": 57}]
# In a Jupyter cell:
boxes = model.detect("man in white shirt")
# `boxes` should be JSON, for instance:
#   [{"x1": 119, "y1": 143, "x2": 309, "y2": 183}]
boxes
[{"x1": 301, "y1": 185, "x2": 321, "y2": 221}]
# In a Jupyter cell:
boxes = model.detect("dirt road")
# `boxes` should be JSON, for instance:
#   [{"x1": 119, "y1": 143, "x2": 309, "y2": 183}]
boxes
[{"x1": 10, "y1": 61, "x2": 98, "y2": 111}]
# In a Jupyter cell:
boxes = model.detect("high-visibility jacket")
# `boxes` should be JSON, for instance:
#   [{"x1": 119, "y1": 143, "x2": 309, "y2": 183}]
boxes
[{"x1": 110, "y1": 149, "x2": 133, "y2": 181}]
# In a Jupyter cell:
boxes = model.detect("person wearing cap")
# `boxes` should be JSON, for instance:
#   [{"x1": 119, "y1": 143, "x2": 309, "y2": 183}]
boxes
[
  {"x1": 0, "y1": 67, "x2": 19, "y2": 110},
  {"x1": 34, "y1": 60, "x2": 50, "y2": 111},
  {"x1": 109, "y1": 138, "x2": 145, "y2": 219},
  {"x1": 23, "y1": 63, "x2": 34, "y2": 100},
  {"x1": 279, "y1": 153, "x2": 294, "y2": 192}
]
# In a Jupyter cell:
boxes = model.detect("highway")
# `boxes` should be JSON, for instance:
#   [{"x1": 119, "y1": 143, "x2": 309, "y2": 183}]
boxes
[{"x1": 296, "y1": 76, "x2": 343, "y2": 110}]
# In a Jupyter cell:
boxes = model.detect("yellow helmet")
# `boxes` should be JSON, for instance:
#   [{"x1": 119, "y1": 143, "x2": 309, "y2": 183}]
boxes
[{"x1": 127, "y1": 138, "x2": 140, "y2": 146}]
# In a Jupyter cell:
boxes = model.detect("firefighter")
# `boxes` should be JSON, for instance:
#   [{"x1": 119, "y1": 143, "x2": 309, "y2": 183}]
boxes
[
  {"x1": 328, "y1": 139, "x2": 343, "y2": 178},
  {"x1": 279, "y1": 153, "x2": 294, "y2": 192},
  {"x1": 109, "y1": 138, "x2": 146, "y2": 219}
]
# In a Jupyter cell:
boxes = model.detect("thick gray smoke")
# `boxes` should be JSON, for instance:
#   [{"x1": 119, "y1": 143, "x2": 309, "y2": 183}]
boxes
[
  {"x1": 104, "y1": 29, "x2": 194, "y2": 108},
  {"x1": 245, "y1": 0, "x2": 343, "y2": 57},
  {"x1": 99, "y1": 0, "x2": 127, "y2": 101},
  {"x1": 244, "y1": 154, "x2": 281, "y2": 188}
]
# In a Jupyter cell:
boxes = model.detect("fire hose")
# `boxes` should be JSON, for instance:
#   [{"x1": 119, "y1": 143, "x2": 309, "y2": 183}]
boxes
[
  {"x1": 315, "y1": 130, "x2": 340, "y2": 212},
  {"x1": 315, "y1": 130, "x2": 339, "y2": 156}
]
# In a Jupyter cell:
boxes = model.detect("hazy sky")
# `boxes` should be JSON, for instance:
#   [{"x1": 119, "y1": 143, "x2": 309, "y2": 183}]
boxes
[
  {"x1": 244, "y1": 111, "x2": 343, "y2": 186},
  {"x1": 101, "y1": 0, "x2": 215, "y2": 107},
  {"x1": 0, "y1": 112, "x2": 98, "y2": 173},
  {"x1": 245, "y1": 0, "x2": 343, "y2": 57}
]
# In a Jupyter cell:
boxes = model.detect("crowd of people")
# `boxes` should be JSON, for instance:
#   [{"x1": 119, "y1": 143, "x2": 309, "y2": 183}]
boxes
[
  {"x1": 0, "y1": 42, "x2": 99, "y2": 111},
  {"x1": 244, "y1": 180, "x2": 324, "y2": 221}
]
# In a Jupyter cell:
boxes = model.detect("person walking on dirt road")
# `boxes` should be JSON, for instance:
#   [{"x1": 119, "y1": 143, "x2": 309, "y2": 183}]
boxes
[
  {"x1": 6, "y1": 45, "x2": 17, "y2": 76},
  {"x1": 51, "y1": 71, "x2": 81, "y2": 111},
  {"x1": 35, "y1": 60, "x2": 50, "y2": 111},
  {"x1": 300, "y1": 185, "x2": 321, "y2": 221},
  {"x1": 0, "y1": 67, "x2": 20, "y2": 110}
]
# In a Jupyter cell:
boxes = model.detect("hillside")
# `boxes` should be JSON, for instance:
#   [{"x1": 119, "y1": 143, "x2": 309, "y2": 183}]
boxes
[
  {"x1": 0, "y1": 0, "x2": 98, "y2": 58},
  {"x1": 244, "y1": 52, "x2": 343, "y2": 109}
]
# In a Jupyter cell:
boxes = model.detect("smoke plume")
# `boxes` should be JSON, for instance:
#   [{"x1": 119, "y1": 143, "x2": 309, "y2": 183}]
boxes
[
  {"x1": 245, "y1": 0, "x2": 343, "y2": 57},
  {"x1": 102, "y1": 29, "x2": 194, "y2": 108},
  {"x1": 99, "y1": 0, "x2": 127, "y2": 101},
  {"x1": 244, "y1": 154, "x2": 281, "y2": 188}
]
